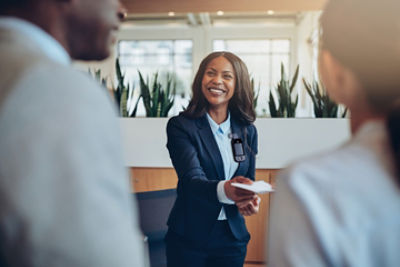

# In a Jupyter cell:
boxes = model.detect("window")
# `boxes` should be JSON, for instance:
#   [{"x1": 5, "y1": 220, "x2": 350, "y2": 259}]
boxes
[
  {"x1": 118, "y1": 40, "x2": 193, "y2": 116},
  {"x1": 213, "y1": 39, "x2": 291, "y2": 116},
  {"x1": 116, "y1": 20, "x2": 296, "y2": 117}
]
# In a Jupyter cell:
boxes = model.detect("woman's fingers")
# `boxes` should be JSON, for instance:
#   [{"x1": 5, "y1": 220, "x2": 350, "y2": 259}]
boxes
[{"x1": 238, "y1": 196, "x2": 261, "y2": 216}]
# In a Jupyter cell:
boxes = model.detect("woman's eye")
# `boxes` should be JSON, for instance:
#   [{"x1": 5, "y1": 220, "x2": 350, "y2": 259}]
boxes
[{"x1": 224, "y1": 75, "x2": 233, "y2": 79}]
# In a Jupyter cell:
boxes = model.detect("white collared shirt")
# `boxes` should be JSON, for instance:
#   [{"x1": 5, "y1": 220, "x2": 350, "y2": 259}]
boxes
[
  {"x1": 206, "y1": 112, "x2": 239, "y2": 220},
  {"x1": 0, "y1": 17, "x2": 70, "y2": 65}
]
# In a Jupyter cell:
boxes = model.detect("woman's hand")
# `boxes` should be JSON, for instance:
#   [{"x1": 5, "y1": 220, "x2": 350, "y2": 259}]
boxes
[
  {"x1": 238, "y1": 196, "x2": 261, "y2": 216},
  {"x1": 224, "y1": 176, "x2": 256, "y2": 202}
]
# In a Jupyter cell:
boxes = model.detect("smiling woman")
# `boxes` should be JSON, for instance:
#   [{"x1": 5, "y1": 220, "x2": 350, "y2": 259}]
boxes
[
  {"x1": 165, "y1": 51, "x2": 259, "y2": 267},
  {"x1": 184, "y1": 51, "x2": 255, "y2": 124},
  {"x1": 201, "y1": 56, "x2": 236, "y2": 116}
]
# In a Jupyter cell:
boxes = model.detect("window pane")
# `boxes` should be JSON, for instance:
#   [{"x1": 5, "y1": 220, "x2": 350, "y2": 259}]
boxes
[
  {"x1": 215, "y1": 40, "x2": 270, "y2": 53},
  {"x1": 118, "y1": 40, "x2": 193, "y2": 117},
  {"x1": 271, "y1": 39, "x2": 290, "y2": 53},
  {"x1": 213, "y1": 40, "x2": 225, "y2": 51},
  {"x1": 174, "y1": 40, "x2": 192, "y2": 54}
]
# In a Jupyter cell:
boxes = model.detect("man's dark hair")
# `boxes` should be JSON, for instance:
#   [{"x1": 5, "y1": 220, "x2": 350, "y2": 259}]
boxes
[{"x1": 0, "y1": 0, "x2": 29, "y2": 12}]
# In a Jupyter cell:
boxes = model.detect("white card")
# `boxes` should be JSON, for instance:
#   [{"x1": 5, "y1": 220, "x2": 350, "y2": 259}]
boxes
[{"x1": 231, "y1": 180, "x2": 274, "y2": 194}]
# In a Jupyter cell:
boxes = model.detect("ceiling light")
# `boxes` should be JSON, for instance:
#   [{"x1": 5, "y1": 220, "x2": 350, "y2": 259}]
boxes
[
  {"x1": 217, "y1": 11, "x2": 224, "y2": 16},
  {"x1": 267, "y1": 10, "x2": 275, "y2": 15},
  {"x1": 168, "y1": 12, "x2": 175, "y2": 17}
]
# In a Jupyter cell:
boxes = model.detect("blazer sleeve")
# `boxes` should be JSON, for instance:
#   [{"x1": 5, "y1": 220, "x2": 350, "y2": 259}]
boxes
[
  {"x1": 166, "y1": 116, "x2": 220, "y2": 205},
  {"x1": 246, "y1": 124, "x2": 258, "y2": 181}
]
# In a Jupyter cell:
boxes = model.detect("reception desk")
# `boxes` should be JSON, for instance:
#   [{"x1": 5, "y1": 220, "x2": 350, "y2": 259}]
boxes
[{"x1": 121, "y1": 118, "x2": 351, "y2": 265}]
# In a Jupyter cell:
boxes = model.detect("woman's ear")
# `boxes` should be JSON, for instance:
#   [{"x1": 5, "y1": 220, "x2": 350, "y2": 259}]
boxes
[
  {"x1": 319, "y1": 49, "x2": 362, "y2": 107},
  {"x1": 319, "y1": 49, "x2": 341, "y2": 101}
]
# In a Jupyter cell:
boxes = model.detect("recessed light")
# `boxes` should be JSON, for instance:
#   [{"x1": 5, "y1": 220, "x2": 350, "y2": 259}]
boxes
[
  {"x1": 267, "y1": 10, "x2": 275, "y2": 15},
  {"x1": 217, "y1": 10, "x2": 224, "y2": 16},
  {"x1": 168, "y1": 12, "x2": 175, "y2": 17}
]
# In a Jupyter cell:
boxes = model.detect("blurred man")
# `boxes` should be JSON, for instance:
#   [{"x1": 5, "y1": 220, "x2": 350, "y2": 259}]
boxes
[{"x1": 0, "y1": 0, "x2": 146, "y2": 266}]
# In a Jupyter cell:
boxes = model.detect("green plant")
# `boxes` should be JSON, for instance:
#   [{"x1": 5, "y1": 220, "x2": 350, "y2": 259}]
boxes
[
  {"x1": 115, "y1": 58, "x2": 140, "y2": 117},
  {"x1": 251, "y1": 78, "x2": 260, "y2": 110},
  {"x1": 268, "y1": 63, "x2": 299, "y2": 117},
  {"x1": 138, "y1": 71, "x2": 176, "y2": 117},
  {"x1": 89, "y1": 69, "x2": 107, "y2": 88},
  {"x1": 303, "y1": 78, "x2": 347, "y2": 118}
]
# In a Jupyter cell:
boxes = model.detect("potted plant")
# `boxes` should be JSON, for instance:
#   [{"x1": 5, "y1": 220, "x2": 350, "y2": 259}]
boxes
[
  {"x1": 138, "y1": 71, "x2": 176, "y2": 118},
  {"x1": 115, "y1": 58, "x2": 141, "y2": 117},
  {"x1": 303, "y1": 78, "x2": 347, "y2": 118},
  {"x1": 268, "y1": 63, "x2": 299, "y2": 117}
]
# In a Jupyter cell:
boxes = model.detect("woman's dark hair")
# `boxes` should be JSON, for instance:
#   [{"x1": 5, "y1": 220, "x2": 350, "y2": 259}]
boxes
[
  {"x1": 321, "y1": 0, "x2": 400, "y2": 183},
  {"x1": 182, "y1": 51, "x2": 255, "y2": 125}
]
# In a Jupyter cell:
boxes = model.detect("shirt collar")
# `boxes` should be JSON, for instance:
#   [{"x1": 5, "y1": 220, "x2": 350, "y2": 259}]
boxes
[
  {"x1": 0, "y1": 17, "x2": 70, "y2": 65},
  {"x1": 206, "y1": 112, "x2": 231, "y2": 135}
]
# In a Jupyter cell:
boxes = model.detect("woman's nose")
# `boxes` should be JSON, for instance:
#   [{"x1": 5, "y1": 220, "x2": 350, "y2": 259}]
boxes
[{"x1": 211, "y1": 75, "x2": 223, "y2": 84}]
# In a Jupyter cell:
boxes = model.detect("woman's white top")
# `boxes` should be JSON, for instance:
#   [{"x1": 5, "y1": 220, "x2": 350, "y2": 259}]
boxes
[{"x1": 269, "y1": 121, "x2": 400, "y2": 267}]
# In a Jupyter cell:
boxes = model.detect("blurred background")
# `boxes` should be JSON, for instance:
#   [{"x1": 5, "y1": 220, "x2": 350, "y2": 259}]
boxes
[{"x1": 74, "y1": 0, "x2": 333, "y2": 118}]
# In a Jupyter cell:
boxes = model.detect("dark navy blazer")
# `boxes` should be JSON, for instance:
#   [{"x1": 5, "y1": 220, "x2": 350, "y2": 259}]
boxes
[{"x1": 166, "y1": 113, "x2": 258, "y2": 245}]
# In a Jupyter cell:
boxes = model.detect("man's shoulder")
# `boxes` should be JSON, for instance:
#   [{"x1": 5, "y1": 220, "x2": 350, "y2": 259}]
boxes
[{"x1": 1, "y1": 50, "x2": 116, "y2": 128}]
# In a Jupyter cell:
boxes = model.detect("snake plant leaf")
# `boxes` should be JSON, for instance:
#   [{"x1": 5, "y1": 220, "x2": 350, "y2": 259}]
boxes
[
  {"x1": 303, "y1": 78, "x2": 320, "y2": 117},
  {"x1": 280, "y1": 63, "x2": 286, "y2": 81},
  {"x1": 150, "y1": 73, "x2": 160, "y2": 117},
  {"x1": 303, "y1": 77, "x2": 344, "y2": 118},
  {"x1": 269, "y1": 91, "x2": 278, "y2": 117},
  {"x1": 130, "y1": 95, "x2": 141, "y2": 117},
  {"x1": 342, "y1": 108, "x2": 348, "y2": 118},
  {"x1": 268, "y1": 63, "x2": 299, "y2": 117},
  {"x1": 116, "y1": 59, "x2": 123, "y2": 83},
  {"x1": 89, "y1": 68, "x2": 108, "y2": 90},
  {"x1": 138, "y1": 70, "x2": 152, "y2": 115},
  {"x1": 120, "y1": 84, "x2": 129, "y2": 117},
  {"x1": 137, "y1": 71, "x2": 176, "y2": 117},
  {"x1": 289, "y1": 65, "x2": 299, "y2": 93},
  {"x1": 116, "y1": 59, "x2": 125, "y2": 111}
]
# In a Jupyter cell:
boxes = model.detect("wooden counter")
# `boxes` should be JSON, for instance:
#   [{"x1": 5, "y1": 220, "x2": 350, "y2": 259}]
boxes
[{"x1": 131, "y1": 167, "x2": 280, "y2": 265}]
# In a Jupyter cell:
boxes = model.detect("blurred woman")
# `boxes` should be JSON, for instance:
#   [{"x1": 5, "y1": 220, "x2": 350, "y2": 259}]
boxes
[
  {"x1": 165, "y1": 51, "x2": 259, "y2": 267},
  {"x1": 268, "y1": 0, "x2": 400, "y2": 266}
]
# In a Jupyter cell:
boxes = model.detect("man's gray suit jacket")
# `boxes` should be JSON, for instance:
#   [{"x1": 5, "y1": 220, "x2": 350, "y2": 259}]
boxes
[{"x1": 0, "y1": 26, "x2": 146, "y2": 266}]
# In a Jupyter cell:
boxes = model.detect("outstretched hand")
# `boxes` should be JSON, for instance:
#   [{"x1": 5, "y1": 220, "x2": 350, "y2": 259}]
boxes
[
  {"x1": 237, "y1": 196, "x2": 261, "y2": 216},
  {"x1": 224, "y1": 176, "x2": 256, "y2": 203}
]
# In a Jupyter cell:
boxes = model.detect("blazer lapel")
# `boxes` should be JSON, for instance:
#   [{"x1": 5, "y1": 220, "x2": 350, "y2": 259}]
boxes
[{"x1": 196, "y1": 115, "x2": 225, "y2": 180}]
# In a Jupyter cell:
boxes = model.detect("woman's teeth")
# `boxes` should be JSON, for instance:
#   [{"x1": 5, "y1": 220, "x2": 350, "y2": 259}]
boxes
[{"x1": 209, "y1": 88, "x2": 225, "y2": 94}]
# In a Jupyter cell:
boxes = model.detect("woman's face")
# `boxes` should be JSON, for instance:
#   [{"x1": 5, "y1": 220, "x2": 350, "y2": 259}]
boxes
[{"x1": 201, "y1": 56, "x2": 236, "y2": 111}]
